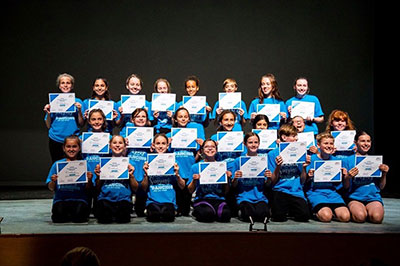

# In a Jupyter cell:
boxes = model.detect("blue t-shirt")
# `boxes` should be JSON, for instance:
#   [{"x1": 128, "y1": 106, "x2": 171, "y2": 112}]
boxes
[
  {"x1": 210, "y1": 132, "x2": 242, "y2": 170},
  {"x1": 210, "y1": 100, "x2": 249, "y2": 131},
  {"x1": 248, "y1": 97, "x2": 288, "y2": 130},
  {"x1": 46, "y1": 158, "x2": 90, "y2": 205},
  {"x1": 175, "y1": 100, "x2": 210, "y2": 137},
  {"x1": 98, "y1": 179, "x2": 133, "y2": 203},
  {"x1": 82, "y1": 98, "x2": 120, "y2": 134},
  {"x1": 285, "y1": 94, "x2": 324, "y2": 135},
  {"x1": 146, "y1": 174, "x2": 178, "y2": 209},
  {"x1": 149, "y1": 100, "x2": 175, "y2": 133}
]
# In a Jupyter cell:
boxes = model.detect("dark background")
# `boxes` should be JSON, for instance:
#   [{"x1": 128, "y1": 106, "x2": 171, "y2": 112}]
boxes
[{"x1": 1, "y1": 1, "x2": 395, "y2": 195}]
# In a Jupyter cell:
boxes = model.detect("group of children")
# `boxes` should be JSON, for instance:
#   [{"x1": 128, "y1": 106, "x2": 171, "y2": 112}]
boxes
[{"x1": 43, "y1": 73, "x2": 389, "y2": 225}]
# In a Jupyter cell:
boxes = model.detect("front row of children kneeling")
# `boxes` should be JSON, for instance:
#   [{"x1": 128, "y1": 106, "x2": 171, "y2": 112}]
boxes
[{"x1": 46, "y1": 125, "x2": 389, "y2": 225}]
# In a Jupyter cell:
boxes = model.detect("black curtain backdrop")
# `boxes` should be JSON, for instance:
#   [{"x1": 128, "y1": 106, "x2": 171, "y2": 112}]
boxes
[{"x1": 2, "y1": 0, "x2": 394, "y2": 195}]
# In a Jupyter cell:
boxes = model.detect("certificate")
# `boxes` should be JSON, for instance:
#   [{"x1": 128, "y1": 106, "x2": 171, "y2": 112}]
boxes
[
  {"x1": 56, "y1": 160, "x2": 87, "y2": 185},
  {"x1": 219, "y1": 92, "x2": 242, "y2": 110},
  {"x1": 88, "y1": 100, "x2": 114, "y2": 120},
  {"x1": 151, "y1": 93, "x2": 176, "y2": 112},
  {"x1": 120, "y1": 95, "x2": 146, "y2": 114},
  {"x1": 100, "y1": 157, "x2": 129, "y2": 180},
  {"x1": 239, "y1": 156, "x2": 267, "y2": 178},
  {"x1": 199, "y1": 162, "x2": 227, "y2": 184},
  {"x1": 49, "y1": 93, "x2": 76, "y2": 113},
  {"x1": 171, "y1": 128, "x2": 197, "y2": 149},
  {"x1": 331, "y1": 130, "x2": 356, "y2": 151},
  {"x1": 297, "y1": 132, "x2": 316, "y2": 149},
  {"x1": 126, "y1": 127, "x2": 153, "y2": 148},
  {"x1": 252, "y1": 129, "x2": 277, "y2": 150},
  {"x1": 256, "y1": 104, "x2": 281, "y2": 122},
  {"x1": 82, "y1": 132, "x2": 110, "y2": 154},
  {"x1": 217, "y1": 131, "x2": 244, "y2": 152},
  {"x1": 314, "y1": 160, "x2": 342, "y2": 182},
  {"x1": 182, "y1": 96, "x2": 206, "y2": 115},
  {"x1": 290, "y1": 101, "x2": 315, "y2": 119},
  {"x1": 355, "y1": 155, "x2": 382, "y2": 178},
  {"x1": 279, "y1": 142, "x2": 307, "y2": 164},
  {"x1": 147, "y1": 153, "x2": 175, "y2": 176}
]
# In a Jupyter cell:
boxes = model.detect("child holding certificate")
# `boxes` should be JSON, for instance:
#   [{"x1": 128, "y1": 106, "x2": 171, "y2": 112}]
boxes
[
  {"x1": 285, "y1": 77, "x2": 324, "y2": 135},
  {"x1": 94, "y1": 135, "x2": 137, "y2": 223},
  {"x1": 46, "y1": 135, "x2": 93, "y2": 223},
  {"x1": 344, "y1": 131, "x2": 389, "y2": 223},
  {"x1": 305, "y1": 132, "x2": 350, "y2": 223},
  {"x1": 267, "y1": 124, "x2": 310, "y2": 222},
  {"x1": 151, "y1": 78, "x2": 176, "y2": 134},
  {"x1": 43, "y1": 73, "x2": 85, "y2": 163},
  {"x1": 116, "y1": 74, "x2": 153, "y2": 136},
  {"x1": 232, "y1": 132, "x2": 272, "y2": 222},
  {"x1": 248, "y1": 74, "x2": 288, "y2": 130},
  {"x1": 210, "y1": 78, "x2": 248, "y2": 131},
  {"x1": 251, "y1": 114, "x2": 278, "y2": 156},
  {"x1": 141, "y1": 133, "x2": 185, "y2": 222},
  {"x1": 187, "y1": 139, "x2": 232, "y2": 222},
  {"x1": 290, "y1": 116, "x2": 318, "y2": 154},
  {"x1": 82, "y1": 77, "x2": 119, "y2": 134}
]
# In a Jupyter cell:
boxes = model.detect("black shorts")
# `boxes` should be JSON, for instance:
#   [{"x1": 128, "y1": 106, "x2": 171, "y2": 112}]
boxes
[{"x1": 312, "y1": 203, "x2": 346, "y2": 214}]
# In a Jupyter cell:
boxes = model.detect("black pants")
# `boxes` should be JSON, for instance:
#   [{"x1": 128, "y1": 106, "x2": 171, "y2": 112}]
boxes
[
  {"x1": 192, "y1": 199, "x2": 231, "y2": 223},
  {"x1": 134, "y1": 187, "x2": 147, "y2": 217},
  {"x1": 51, "y1": 201, "x2": 90, "y2": 223},
  {"x1": 175, "y1": 186, "x2": 192, "y2": 216},
  {"x1": 96, "y1": 200, "x2": 133, "y2": 224},
  {"x1": 238, "y1": 201, "x2": 270, "y2": 222},
  {"x1": 48, "y1": 137, "x2": 65, "y2": 164},
  {"x1": 270, "y1": 191, "x2": 310, "y2": 222},
  {"x1": 146, "y1": 203, "x2": 176, "y2": 222}
]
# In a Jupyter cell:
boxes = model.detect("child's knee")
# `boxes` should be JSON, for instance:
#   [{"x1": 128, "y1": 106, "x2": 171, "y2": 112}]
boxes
[{"x1": 317, "y1": 208, "x2": 333, "y2": 222}]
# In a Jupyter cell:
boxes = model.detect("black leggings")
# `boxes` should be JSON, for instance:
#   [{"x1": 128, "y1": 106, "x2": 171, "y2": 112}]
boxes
[
  {"x1": 270, "y1": 191, "x2": 310, "y2": 222},
  {"x1": 96, "y1": 200, "x2": 133, "y2": 224},
  {"x1": 52, "y1": 201, "x2": 90, "y2": 223},
  {"x1": 146, "y1": 203, "x2": 176, "y2": 222},
  {"x1": 238, "y1": 201, "x2": 270, "y2": 222},
  {"x1": 192, "y1": 199, "x2": 231, "y2": 223}
]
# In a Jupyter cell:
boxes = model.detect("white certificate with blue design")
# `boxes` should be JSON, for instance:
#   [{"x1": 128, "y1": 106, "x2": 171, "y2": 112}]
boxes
[
  {"x1": 314, "y1": 160, "x2": 342, "y2": 182},
  {"x1": 151, "y1": 93, "x2": 176, "y2": 112},
  {"x1": 56, "y1": 160, "x2": 87, "y2": 185},
  {"x1": 331, "y1": 130, "x2": 356, "y2": 151},
  {"x1": 171, "y1": 128, "x2": 197, "y2": 149},
  {"x1": 252, "y1": 129, "x2": 277, "y2": 150},
  {"x1": 297, "y1": 132, "x2": 316, "y2": 149},
  {"x1": 290, "y1": 101, "x2": 315, "y2": 119},
  {"x1": 100, "y1": 157, "x2": 129, "y2": 180},
  {"x1": 182, "y1": 96, "x2": 206, "y2": 115},
  {"x1": 256, "y1": 104, "x2": 280, "y2": 122},
  {"x1": 120, "y1": 95, "x2": 146, "y2": 114},
  {"x1": 199, "y1": 162, "x2": 227, "y2": 184},
  {"x1": 49, "y1": 93, "x2": 76, "y2": 113},
  {"x1": 239, "y1": 156, "x2": 267, "y2": 178},
  {"x1": 217, "y1": 131, "x2": 244, "y2": 152},
  {"x1": 279, "y1": 141, "x2": 307, "y2": 164},
  {"x1": 82, "y1": 132, "x2": 110, "y2": 154},
  {"x1": 219, "y1": 92, "x2": 241, "y2": 110},
  {"x1": 126, "y1": 127, "x2": 153, "y2": 148},
  {"x1": 147, "y1": 153, "x2": 175, "y2": 176},
  {"x1": 88, "y1": 100, "x2": 114, "y2": 120},
  {"x1": 355, "y1": 155, "x2": 382, "y2": 178}
]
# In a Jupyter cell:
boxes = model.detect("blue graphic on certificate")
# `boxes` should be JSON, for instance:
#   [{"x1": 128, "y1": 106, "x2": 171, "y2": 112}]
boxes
[
  {"x1": 290, "y1": 101, "x2": 315, "y2": 119},
  {"x1": 100, "y1": 157, "x2": 129, "y2": 180},
  {"x1": 256, "y1": 103, "x2": 280, "y2": 122},
  {"x1": 331, "y1": 130, "x2": 356, "y2": 151},
  {"x1": 355, "y1": 155, "x2": 382, "y2": 178},
  {"x1": 199, "y1": 162, "x2": 227, "y2": 184},
  {"x1": 182, "y1": 96, "x2": 206, "y2": 115},
  {"x1": 314, "y1": 160, "x2": 342, "y2": 182},
  {"x1": 217, "y1": 131, "x2": 244, "y2": 152},
  {"x1": 239, "y1": 156, "x2": 267, "y2": 178},
  {"x1": 147, "y1": 153, "x2": 175, "y2": 176},
  {"x1": 219, "y1": 92, "x2": 241, "y2": 110},
  {"x1": 49, "y1": 93, "x2": 76, "y2": 113},
  {"x1": 252, "y1": 129, "x2": 277, "y2": 150},
  {"x1": 120, "y1": 95, "x2": 146, "y2": 114},
  {"x1": 56, "y1": 160, "x2": 87, "y2": 185},
  {"x1": 279, "y1": 142, "x2": 307, "y2": 164},
  {"x1": 88, "y1": 99, "x2": 114, "y2": 120},
  {"x1": 171, "y1": 128, "x2": 197, "y2": 149},
  {"x1": 82, "y1": 132, "x2": 110, "y2": 154},
  {"x1": 126, "y1": 127, "x2": 153, "y2": 148},
  {"x1": 297, "y1": 132, "x2": 315, "y2": 149},
  {"x1": 151, "y1": 93, "x2": 176, "y2": 112}
]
